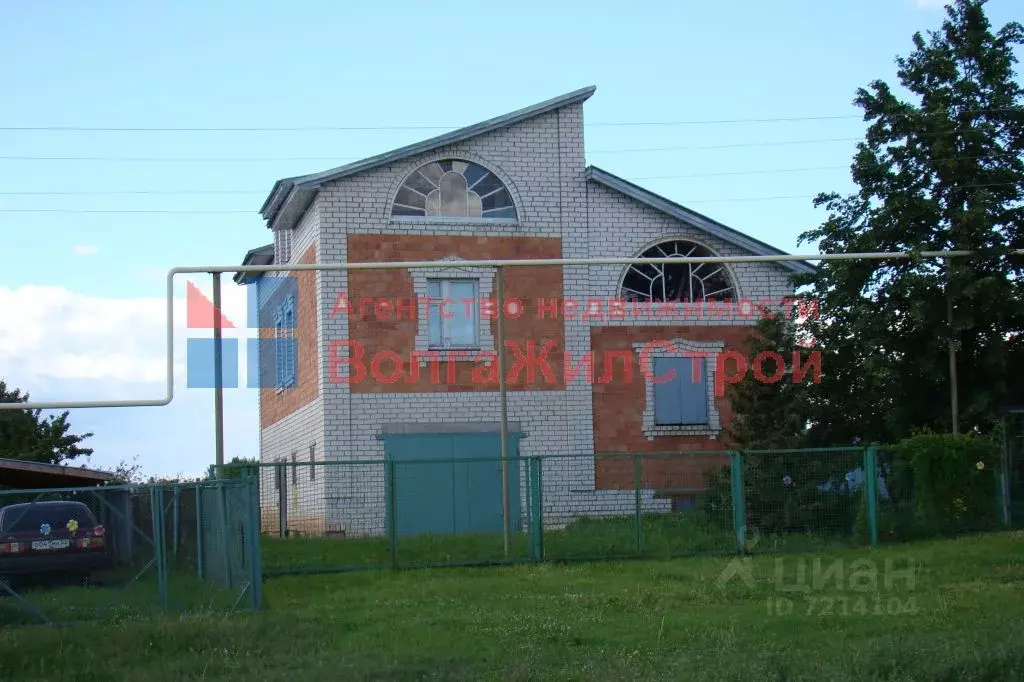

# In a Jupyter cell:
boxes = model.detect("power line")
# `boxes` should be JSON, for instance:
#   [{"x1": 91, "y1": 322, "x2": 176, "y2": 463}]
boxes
[
  {"x1": 0, "y1": 153, "x2": 1012, "y2": 194},
  {"x1": 0, "y1": 119, "x2": 852, "y2": 132},
  {"x1": 0, "y1": 137, "x2": 864, "y2": 161},
  {"x1": 0, "y1": 189, "x2": 266, "y2": 196},
  {"x1": 0, "y1": 155, "x2": 363, "y2": 162},
  {"x1": 0, "y1": 166, "x2": 848, "y2": 196},
  {"x1": 6, "y1": 128, "x2": 1014, "y2": 162},
  {"x1": 0, "y1": 209, "x2": 254, "y2": 214},
  {"x1": 0, "y1": 166, "x2": 850, "y2": 196},
  {"x1": 0, "y1": 108, "x2": 1016, "y2": 132},
  {"x1": 1, "y1": 181, "x2": 1019, "y2": 214}
]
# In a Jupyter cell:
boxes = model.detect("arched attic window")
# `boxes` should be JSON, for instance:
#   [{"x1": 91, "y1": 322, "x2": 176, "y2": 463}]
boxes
[
  {"x1": 391, "y1": 159, "x2": 517, "y2": 220},
  {"x1": 620, "y1": 239, "x2": 736, "y2": 302}
]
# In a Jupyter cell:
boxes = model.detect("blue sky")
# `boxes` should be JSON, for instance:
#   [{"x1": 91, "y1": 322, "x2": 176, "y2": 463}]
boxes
[{"x1": 1, "y1": 0, "x2": 1019, "y2": 478}]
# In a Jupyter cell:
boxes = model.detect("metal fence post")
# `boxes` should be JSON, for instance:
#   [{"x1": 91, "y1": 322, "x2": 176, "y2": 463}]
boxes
[
  {"x1": 195, "y1": 484, "x2": 204, "y2": 580},
  {"x1": 246, "y1": 476, "x2": 264, "y2": 610},
  {"x1": 172, "y1": 487, "x2": 180, "y2": 558},
  {"x1": 729, "y1": 451, "x2": 747, "y2": 553},
  {"x1": 386, "y1": 460, "x2": 398, "y2": 569},
  {"x1": 218, "y1": 482, "x2": 232, "y2": 589},
  {"x1": 999, "y1": 424, "x2": 1012, "y2": 526},
  {"x1": 864, "y1": 446, "x2": 880, "y2": 546},
  {"x1": 151, "y1": 487, "x2": 169, "y2": 611},
  {"x1": 633, "y1": 455, "x2": 643, "y2": 556},
  {"x1": 278, "y1": 463, "x2": 288, "y2": 539},
  {"x1": 530, "y1": 456, "x2": 544, "y2": 562}
]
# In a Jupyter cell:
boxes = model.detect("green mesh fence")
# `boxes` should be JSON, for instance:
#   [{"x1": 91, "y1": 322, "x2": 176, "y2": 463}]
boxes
[
  {"x1": 1003, "y1": 411, "x2": 1024, "y2": 527},
  {"x1": 197, "y1": 483, "x2": 255, "y2": 591},
  {"x1": 869, "y1": 443, "x2": 1007, "y2": 543},
  {"x1": 253, "y1": 446, "x2": 1010, "y2": 577},
  {"x1": 738, "y1": 447, "x2": 866, "y2": 553},
  {"x1": 0, "y1": 478, "x2": 261, "y2": 627}
]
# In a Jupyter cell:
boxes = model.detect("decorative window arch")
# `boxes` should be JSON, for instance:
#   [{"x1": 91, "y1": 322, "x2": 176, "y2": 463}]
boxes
[
  {"x1": 619, "y1": 239, "x2": 736, "y2": 302},
  {"x1": 391, "y1": 159, "x2": 517, "y2": 220}
]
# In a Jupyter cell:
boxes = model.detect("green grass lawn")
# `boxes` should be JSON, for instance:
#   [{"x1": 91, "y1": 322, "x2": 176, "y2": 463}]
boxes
[
  {"x1": 1, "y1": 531, "x2": 1023, "y2": 681},
  {"x1": 0, "y1": 563, "x2": 251, "y2": 627},
  {"x1": 261, "y1": 511, "x2": 855, "y2": 574}
]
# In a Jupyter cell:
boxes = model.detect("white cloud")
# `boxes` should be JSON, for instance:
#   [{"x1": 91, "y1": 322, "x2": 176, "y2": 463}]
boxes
[
  {"x1": 0, "y1": 279, "x2": 250, "y2": 385},
  {"x1": 72, "y1": 245, "x2": 100, "y2": 256},
  {"x1": 0, "y1": 280, "x2": 260, "y2": 478}
]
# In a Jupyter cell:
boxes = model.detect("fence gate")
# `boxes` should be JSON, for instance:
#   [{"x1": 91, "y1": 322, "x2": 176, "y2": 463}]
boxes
[
  {"x1": 0, "y1": 478, "x2": 262, "y2": 627},
  {"x1": 380, "y1": 428, "x2": 524, "y2": 538}
]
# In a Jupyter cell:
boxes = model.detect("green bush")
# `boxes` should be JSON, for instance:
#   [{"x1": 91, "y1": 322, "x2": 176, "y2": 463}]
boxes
[
  {"x1": 208, "y1": 457, "x2": 259, "y2": 480},
  {"x1": 891, "y1": 432, "x2": 1000, "y2": 536},
  {"x1": 699, "y1": 450, "x2": 861, "y2": 537},
  {"x1": 699, "y1": 464, "x2": 734, "y2": 529}
]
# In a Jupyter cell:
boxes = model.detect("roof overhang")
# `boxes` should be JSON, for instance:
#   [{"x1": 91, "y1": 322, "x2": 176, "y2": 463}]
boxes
[
  {"x1": 0, "y1": 458, "x2": 116, "y2": 490},
  {"x1": 233, "y1": 243, "x2": 274, "y2": 285},
  {"x1": 584, "y1": 166, "x2": 818, "y2": 276},
  {"x1": 260, "y1": 86, "x2": 598, "y2": 232}
]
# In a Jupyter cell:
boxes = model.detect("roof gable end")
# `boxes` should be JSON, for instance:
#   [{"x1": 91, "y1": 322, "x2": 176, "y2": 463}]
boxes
[
  {"x1": 585, "y1": 166, "x2": 817, "y2": 276},
  {"x1": 262, "y1": 86, "x2": 597, "y2": 230}
]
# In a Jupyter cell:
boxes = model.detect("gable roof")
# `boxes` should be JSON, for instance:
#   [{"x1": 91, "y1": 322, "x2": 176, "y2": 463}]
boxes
[
  {"x1": 584, "y1": 166, "x2": 817, "y2": 276},
  {"x1": 260, "y1": 86, "x2": 598, "y2": 232},
  {"x1": 233, "y1": 243, "x2": 274, "y2": 285}
]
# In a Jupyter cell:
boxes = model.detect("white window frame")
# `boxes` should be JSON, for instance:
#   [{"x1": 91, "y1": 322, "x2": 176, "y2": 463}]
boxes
[
  {"x1": 427, "y1": 278, "x2": 480, "y2": 349},
  {"x1": 411, "y1": 256, "x2": 496, "y2": 364},
  {"x1": 632, "y1": 338, "x2": 724, "y2": 441}
]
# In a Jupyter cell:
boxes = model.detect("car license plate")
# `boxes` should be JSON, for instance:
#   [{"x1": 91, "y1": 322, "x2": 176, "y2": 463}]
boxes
[{"x1": 31, "y1": 539, "x2": 70, "y2": 550}]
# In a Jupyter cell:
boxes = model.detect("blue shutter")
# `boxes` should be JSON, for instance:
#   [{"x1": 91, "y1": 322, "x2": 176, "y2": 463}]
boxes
[
  {"x1": 679, "y1": 357, "x2": 709, "y2": 425},
  {"x1": 653, "y1": 357, "x2": 684, "y2": 425},
  {"x1": 284, "y1": 296, "x2": 297, "y2": 387},
  {"x1": 427, "y1": 281, "x2": 442, "y2": 346},
  {"x1": 273, "y1": 308, "x2": 284, "y2": 389}
]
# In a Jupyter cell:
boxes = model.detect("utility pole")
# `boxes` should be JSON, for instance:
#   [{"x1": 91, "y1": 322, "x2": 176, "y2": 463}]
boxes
[
  {"x1": 946, "y1": 258, "x2": 959, "y2": 435},
  {"x1": 496, "y1": 266, "x2": 511, "y2": 557},
  {"x1": 212, "y1": 272, "x2": 226, "y2": 473}
]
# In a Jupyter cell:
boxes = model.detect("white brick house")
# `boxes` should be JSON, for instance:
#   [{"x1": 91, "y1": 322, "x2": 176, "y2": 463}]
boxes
[{"x1": 236, "y1": 86, "x2": 815, "y2": 538}]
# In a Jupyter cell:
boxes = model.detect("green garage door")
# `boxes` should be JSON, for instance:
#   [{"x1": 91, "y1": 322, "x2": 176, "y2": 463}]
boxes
[{"x1": 380, "y1": 427, "x2": 523, "y2": 538}]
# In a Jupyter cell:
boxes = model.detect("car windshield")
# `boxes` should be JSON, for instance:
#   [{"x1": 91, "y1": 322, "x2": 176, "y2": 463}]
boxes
[{"x1": 0, "y1": 504, "x2": 96, "y2": 533}]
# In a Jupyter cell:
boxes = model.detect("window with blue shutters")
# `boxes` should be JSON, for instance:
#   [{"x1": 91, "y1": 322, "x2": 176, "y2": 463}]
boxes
[
  {"x1": 637, "y1": 339, "x2": 723, "y2": 439},
  {"x1": 652, "y1": 356, "x2": 710, "y2": 426},
  {"x1": 273, "y1": 294, "x2": 297, "y2": 390}
]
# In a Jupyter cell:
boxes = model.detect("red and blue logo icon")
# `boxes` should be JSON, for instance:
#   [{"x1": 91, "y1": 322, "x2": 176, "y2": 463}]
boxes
[{"x1": 185, "y1": 276, "x2": 298, "y2": 389}]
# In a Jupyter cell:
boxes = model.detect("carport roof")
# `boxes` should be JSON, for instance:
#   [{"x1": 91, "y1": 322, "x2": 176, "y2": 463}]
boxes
[{"x1": 0, "y1": 458, "x2": 116, "y2": 490}]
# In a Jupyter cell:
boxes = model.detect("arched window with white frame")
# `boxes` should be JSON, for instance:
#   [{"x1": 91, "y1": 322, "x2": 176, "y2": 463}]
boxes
[{"x1": 391, "y1": 159, "x2": 517, "y2": 220}]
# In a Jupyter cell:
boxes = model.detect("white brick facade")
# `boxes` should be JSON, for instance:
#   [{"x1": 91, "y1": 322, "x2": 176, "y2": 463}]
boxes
[{"x1": 254, "y1": 91, "x2": 801, "y2": 537}]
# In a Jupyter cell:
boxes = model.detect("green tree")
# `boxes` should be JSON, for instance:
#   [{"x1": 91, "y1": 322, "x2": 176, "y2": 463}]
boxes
[
  {"x1": 0, "y1": 380, "x2": 94, "y2": 464},
  {"x1": 724, "y1": 314, "x2": 815, "y2": 450},
  {"x1": 207, "y1": 456, "x2": 258, "y2": 480},
  {"x1": 107, "y1": 456, "x2": 145, "y2": 485},
  {"x1": 796, "y1": 0, "x2": 1024, "y2": 444}
]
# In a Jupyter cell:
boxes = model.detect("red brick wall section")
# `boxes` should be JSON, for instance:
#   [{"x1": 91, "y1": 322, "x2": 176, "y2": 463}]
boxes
[
  {"x1": 345, "y1": 235, "x2": 565, "y2": 393},
  {"x1": 260, "y1": 245, "x2": 320, "y2": 428},
  {"x1": 590, "y1": 325, "x2": 754, "y2": 492}
]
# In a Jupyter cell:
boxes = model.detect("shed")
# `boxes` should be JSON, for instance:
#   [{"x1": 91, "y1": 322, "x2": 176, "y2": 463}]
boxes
[
  {"x1": 0, "y1": 458, "x2": 116, "y2": 489},
  {"x1": 0, "y1": 458, "x2": 133, "y2": 564}
]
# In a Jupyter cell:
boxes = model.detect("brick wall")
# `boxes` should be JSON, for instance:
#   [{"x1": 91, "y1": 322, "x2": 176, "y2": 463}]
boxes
[
  {"x1": 589, "y1": 325, "x2": 754, "y2": 491},
  {"x1": 260, "y1": 244, "x2": 321, "y2": 427},
  {"x1": 345, "y1": 234, "x2": 565, "y2": 392},
  {"x1": 249, "y1": 94, "x2": 807, "y2": 535}
]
